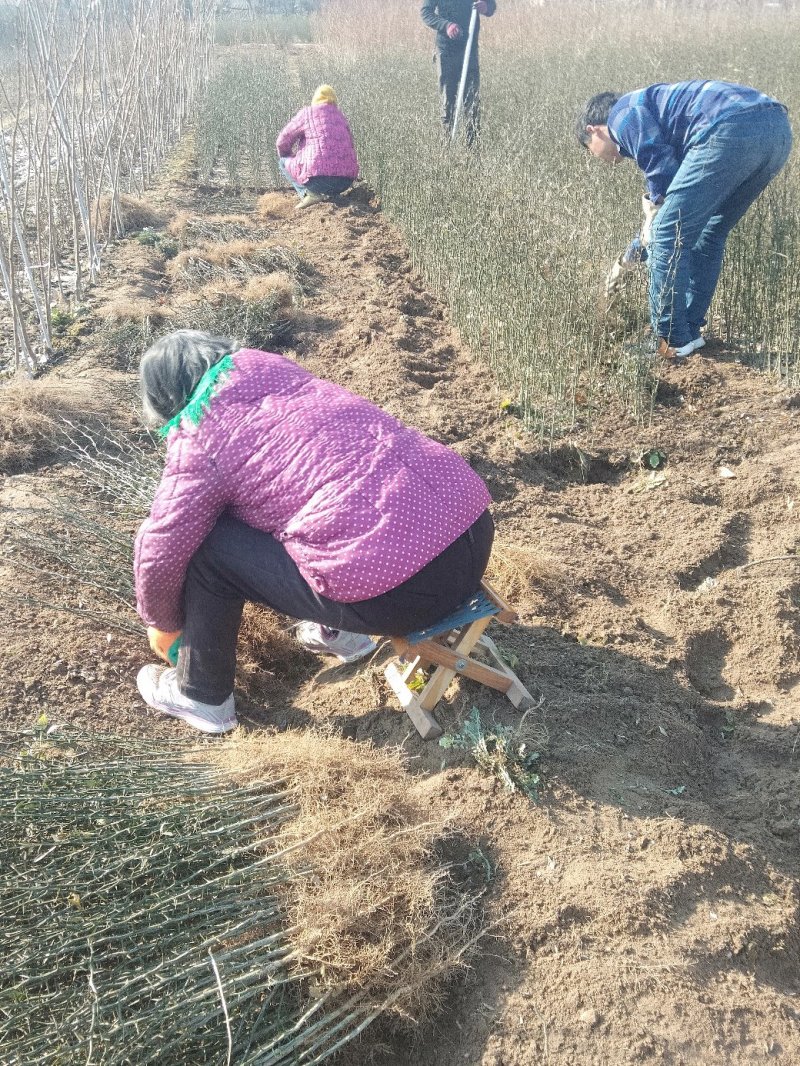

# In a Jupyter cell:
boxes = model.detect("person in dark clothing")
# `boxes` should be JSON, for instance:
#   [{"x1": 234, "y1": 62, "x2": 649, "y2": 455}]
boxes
[{"x1": 421, "y1": 0, "x2": 497, "y2": 145}]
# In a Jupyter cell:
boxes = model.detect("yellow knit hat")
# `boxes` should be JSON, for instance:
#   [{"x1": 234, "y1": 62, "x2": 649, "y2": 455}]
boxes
[{"x1": 311, "y1": 84, "x2": 337, "y2": 106}]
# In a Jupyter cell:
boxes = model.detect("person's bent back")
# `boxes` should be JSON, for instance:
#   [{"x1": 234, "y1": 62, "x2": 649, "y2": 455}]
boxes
[{"x1": 133, "y1": 332, "x2": 494, "y2": 734}]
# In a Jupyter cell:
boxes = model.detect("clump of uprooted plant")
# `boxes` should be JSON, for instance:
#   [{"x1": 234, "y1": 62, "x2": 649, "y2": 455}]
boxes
[
  {"x1": 95, "y1": 216, "x2": 312, "y2": 371},
  {"x1": 0, "y1": 378, "x2": 117, "y2": 476},
  {"x1": 1, "y1": 726, "x2": 484, "y2": 1063}
]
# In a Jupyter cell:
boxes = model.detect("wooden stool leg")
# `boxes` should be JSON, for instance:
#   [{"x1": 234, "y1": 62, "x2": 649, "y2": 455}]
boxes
[
  {"x1": 418, "y1": 615, "x2": 493, "y2": 712},
  {"x1": 476, "y1": 634, "x2": 536, "y2": 710},
  {"x1": 384, "y1": 661, "x2": 443, "y2": 740}
]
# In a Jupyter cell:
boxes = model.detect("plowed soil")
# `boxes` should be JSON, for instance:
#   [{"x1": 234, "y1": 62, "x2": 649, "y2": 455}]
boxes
[{"x1": 1, "y1": 161, "x2": 799, "y2": 1065}]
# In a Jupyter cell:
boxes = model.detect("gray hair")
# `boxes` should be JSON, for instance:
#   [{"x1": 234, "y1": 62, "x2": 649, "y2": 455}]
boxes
[{"x1": 139, "y1": 330, "x2": 238, "y2": 425}]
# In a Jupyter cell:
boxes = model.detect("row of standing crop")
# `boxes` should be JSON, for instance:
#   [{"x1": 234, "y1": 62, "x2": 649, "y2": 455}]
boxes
[{"x1": 273, "y1": 0, "x2": 800, "y2": 437}]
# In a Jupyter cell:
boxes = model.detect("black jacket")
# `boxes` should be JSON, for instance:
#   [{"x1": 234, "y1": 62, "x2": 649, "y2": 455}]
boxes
[{"x1": 421, "y1": 0, "x2": 497, "y2": 49}]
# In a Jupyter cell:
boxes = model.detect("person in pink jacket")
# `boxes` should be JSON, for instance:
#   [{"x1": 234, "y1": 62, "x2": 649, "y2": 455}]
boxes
[
  {"x1": 135, "y1": 330, "x2": 494, "y2": 734},
  {"x1": 276, "y1": 84, "x2": 359, "y2": 210}
]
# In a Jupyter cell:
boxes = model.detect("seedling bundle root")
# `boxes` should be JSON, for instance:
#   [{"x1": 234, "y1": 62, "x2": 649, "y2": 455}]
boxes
[{"x1": 1, "y1": 728, "x2": 481, "y2": 1063}]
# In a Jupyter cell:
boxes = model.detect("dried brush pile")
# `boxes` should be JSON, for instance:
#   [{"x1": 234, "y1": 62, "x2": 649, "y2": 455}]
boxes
[
  {"x1": 1, "y1": 728, "x2": 482, "y2": 1063},
  {"x1": 166, "y1": 240, "x2": 306, "y2": 287},
  {"x1": 0, "y1": 379, "x2": 116, "y2": 476}
]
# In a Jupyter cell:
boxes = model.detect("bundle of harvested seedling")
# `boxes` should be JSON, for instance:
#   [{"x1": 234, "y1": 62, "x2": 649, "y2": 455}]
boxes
[
  {"x1": 168, "y1": 211, "x2": 274, "y2": 247},
  {"x1": 0, "y1": 378, "x2": 115, "y2": 476},
  {"x1": 166, "y1": 241, "x2": 306, "y2": 288},
  {"x1": 169, "y1": 273, "x2": 302, "y2": 352},
  {"x1": 1, "y1": 727, "x2": 482, "y2": 1063}
]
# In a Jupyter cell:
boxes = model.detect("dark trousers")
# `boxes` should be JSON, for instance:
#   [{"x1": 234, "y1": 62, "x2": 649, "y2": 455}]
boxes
[
  {"x1": 306, "y1": 175, "x2": 354, "y2": 196},
  {"x1": 438, "y1": 44, "x2": 480, "y2": 145},
  {"x1": 279, "y1": 156, "x2": 353, "y2": 200},
  {"x1": 177, "y1": 510, "x2": 495, "y2": 703}
]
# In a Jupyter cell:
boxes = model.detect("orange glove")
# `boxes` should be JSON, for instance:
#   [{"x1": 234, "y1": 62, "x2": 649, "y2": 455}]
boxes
[{"x1": 147, "y1": 628, "x2": 183, "y2": 665}]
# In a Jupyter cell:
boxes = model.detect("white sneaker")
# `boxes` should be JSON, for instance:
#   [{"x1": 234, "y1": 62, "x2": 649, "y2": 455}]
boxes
[
  {"x1": 136, "y1": 665, "x2": 237, "y2": 734},
  {"x1": 295, "y1": 623, "x2": 377, "y2": 663}
]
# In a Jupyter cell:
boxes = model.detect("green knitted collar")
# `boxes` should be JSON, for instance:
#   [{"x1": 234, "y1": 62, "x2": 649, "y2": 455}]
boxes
[{"x1": 158, "y1": 354, "x2": 234, "y2": 439}]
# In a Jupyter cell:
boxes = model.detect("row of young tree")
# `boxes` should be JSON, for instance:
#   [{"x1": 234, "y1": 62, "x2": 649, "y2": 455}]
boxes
[{"x1": 0, "y1": 0, "x2": 214, "y2": 373}]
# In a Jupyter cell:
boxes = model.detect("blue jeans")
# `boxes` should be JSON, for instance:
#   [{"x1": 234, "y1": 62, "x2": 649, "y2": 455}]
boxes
[
  {"x1": 278, "y1": 156, "x2": 307, "y2": 198},
  {"x1": 648, "y1": 104, "x2": 792, "y2": 347}
]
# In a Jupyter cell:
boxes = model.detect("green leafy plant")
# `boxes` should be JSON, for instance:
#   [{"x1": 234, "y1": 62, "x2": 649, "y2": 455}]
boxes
[
  {"x1": 440, "y1": 706, "x2": 541, "y2": 801},
  {"x1": 635, "y1": 447, "x2": 667, "y2": 470},
  {"x1": 136, "y1": 228, "x2": 179, "y2": 258},
  {"x1": 49, "y1": 306, "x2": 75, "y2": 336}
]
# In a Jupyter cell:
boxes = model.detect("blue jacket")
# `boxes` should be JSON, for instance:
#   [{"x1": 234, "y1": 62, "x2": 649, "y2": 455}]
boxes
[{"x1": 608, "y1": 81, "x2": 783, "y2": 202}]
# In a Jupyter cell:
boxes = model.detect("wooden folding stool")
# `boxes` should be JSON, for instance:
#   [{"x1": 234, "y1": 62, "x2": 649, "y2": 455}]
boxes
[{"x1": 384, "y1": 579, "x2": 535, "y2": 740}]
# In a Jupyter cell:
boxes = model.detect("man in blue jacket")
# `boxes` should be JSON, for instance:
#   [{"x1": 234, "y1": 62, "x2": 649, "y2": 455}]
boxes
[
  {"x1": 421, "y1": 0, "x2": 497, "y2": 145},
  {"x1": 577, "y1": 81, "x2": 792, "y2": 358}
]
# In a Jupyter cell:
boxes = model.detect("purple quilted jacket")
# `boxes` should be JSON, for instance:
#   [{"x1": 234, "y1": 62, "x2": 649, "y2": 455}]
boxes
[
  {"x1": 134, "y1": 350, "x2": 491, "y2": 631},
  {"x1": 275, "y1": 104, "x2": 359, "y2": 186}
]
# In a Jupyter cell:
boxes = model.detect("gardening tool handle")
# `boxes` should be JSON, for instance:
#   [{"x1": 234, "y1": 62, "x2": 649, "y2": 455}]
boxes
[{"x1": 451, "y1": 6, "x2": 479, "y2": 142}]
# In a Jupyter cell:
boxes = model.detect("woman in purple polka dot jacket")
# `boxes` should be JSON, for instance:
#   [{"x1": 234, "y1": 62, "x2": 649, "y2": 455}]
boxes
[{"x1": 134, "y1": 330, "x2": 494, "y2": 734}]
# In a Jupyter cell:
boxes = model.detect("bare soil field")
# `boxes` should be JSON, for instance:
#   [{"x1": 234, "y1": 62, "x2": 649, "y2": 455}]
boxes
[{"x1": 2, "y1": 162, "x2": 799, "y2": 1065}]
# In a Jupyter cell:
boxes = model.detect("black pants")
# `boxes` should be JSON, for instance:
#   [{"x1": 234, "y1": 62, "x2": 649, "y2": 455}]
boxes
[
  {"x1": 305, "y1": 175, "x2": 353, "y2": 196},
  {"x1": 177, "y1": 510, "x2": 494, "y2": 703},
  {"x1": 437, "y1": 43, "x2": 480, "y2": 146}
]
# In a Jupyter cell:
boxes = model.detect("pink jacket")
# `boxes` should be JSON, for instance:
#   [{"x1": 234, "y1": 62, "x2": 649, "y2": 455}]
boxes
[
  {"x1": 275, "y1": 104, "x2": 359, "y2": 186},
  {"x1": 134, "y1": 351, "x2": 491, "y2": 631}
]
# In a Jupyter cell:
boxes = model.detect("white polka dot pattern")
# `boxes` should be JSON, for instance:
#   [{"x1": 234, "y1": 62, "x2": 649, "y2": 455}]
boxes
[
  {"x1": 275, "y1": 105, "x2": 359, "y2": 186},
  {"x1": 133, "y1": 350, "x2": 491, "y2": 631}
]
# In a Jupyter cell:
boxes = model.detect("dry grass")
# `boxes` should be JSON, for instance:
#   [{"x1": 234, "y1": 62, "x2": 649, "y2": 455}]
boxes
[
  {"x1": 212, "y1": 732, "x2": 480, "y2": 1024},
  {"x1": 0, "y1": 378, "x2": 112, "y2": 475},
  {"x1": 191, "y1": 272, "x2": 298, "y2": 314},
  {"x1": 204, "y1": 239, "x2": 269, "y2": 265},
  {"x1": 101, "y1": 297, "x2": 168, "y2": 326},
  {"x1": 94, "y1": 297, "x2": 166, "y2": 371},
  {"x1": 485, "y1": 540, "x2": 563, "y2": 605},
  {"x1": 167, "y1": 212, "x2": 264, "y2": 246},
  {"x1": 166, "y1": 241, "x2": 299, "y2": 286},
  {"x1": 166, "y1": 210, "x2": 192, "y2": 241},
  {"x1": 255, "y1": 191, "x2": 296, "y2": 221},
  {"x1": 94, "y1": 194, "x2": 166, "y2": 237},
  {"x1": 242, "y1": 272, "x2": 298, "y2": 311},
  {"x1": 236, "y1": 604, "x2": 315, "y2": 699}
]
